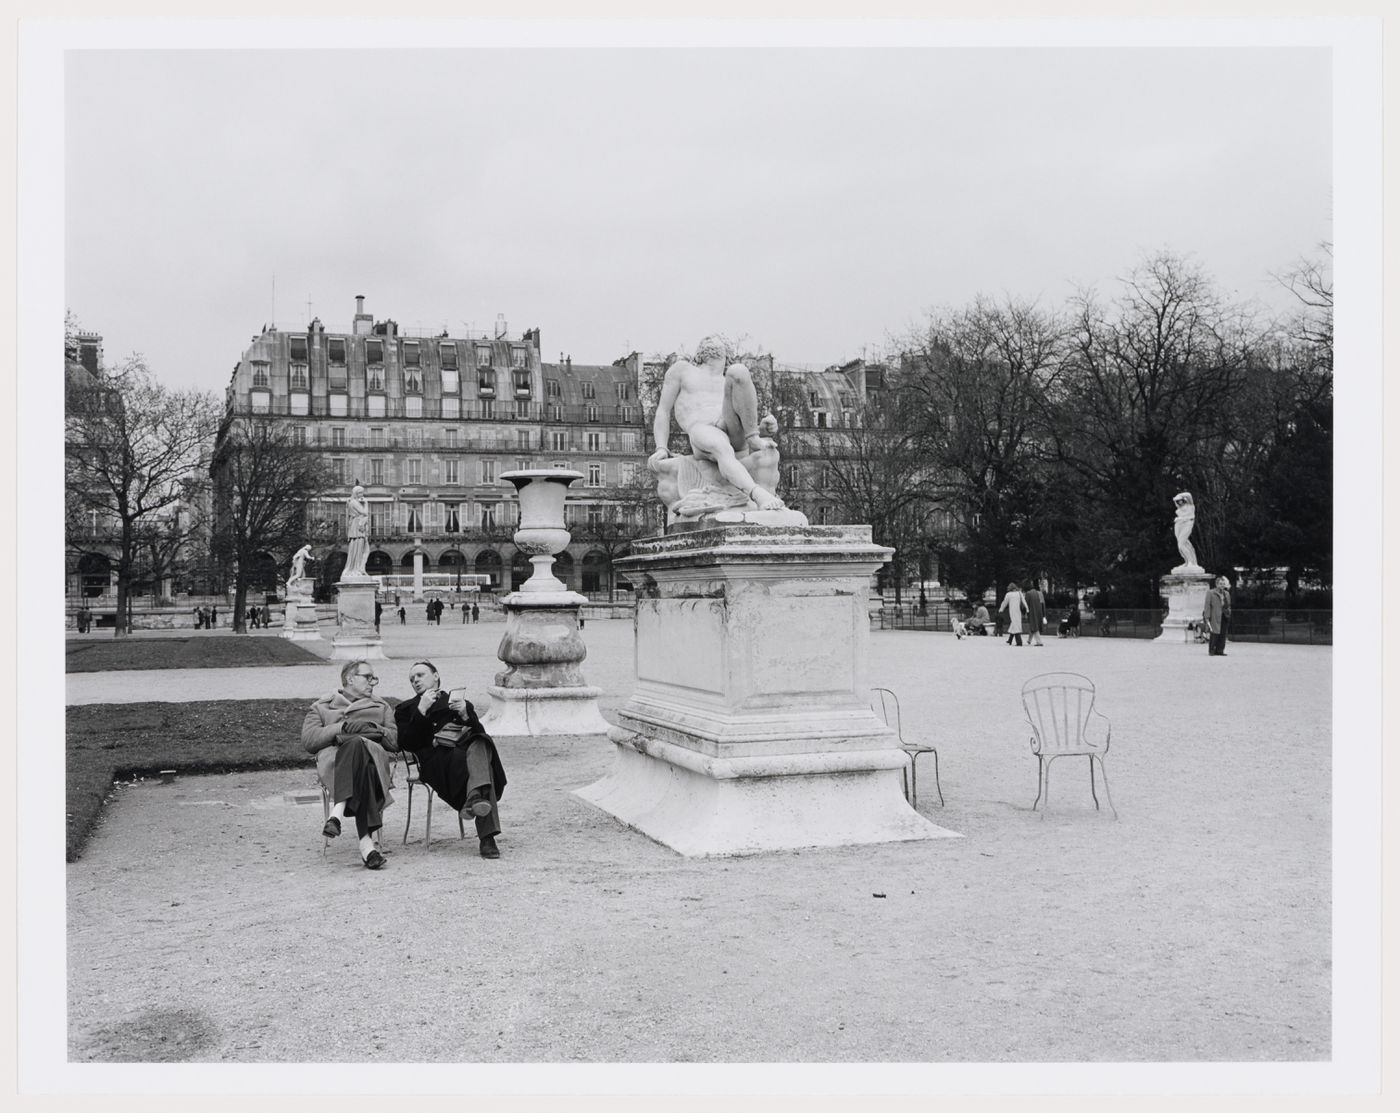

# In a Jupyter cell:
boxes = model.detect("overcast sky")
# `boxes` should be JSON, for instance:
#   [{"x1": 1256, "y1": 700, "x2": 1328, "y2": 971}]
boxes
[{"x1": 65, "y1": 45, "x2": 1331, "y2": 391}]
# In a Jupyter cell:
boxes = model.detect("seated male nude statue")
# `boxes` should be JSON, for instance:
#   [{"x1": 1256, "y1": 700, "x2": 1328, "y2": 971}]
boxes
[{"x1": 647, "y1": 337, "x2": 786, "y2": 511}]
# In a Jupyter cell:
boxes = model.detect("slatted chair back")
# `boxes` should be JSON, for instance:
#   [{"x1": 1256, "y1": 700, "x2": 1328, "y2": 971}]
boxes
[
  {"x1": 870, "y1": 685, "x2": 945, "y2": 808},
  {"x1": 1021, "y1": 672, "x2": 1110, "y2": 758}
]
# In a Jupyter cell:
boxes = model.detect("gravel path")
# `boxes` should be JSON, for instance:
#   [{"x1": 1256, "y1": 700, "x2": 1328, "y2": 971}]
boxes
[{"x1": 66, "y1": 626, "x2": 1331, "y2": 1062}]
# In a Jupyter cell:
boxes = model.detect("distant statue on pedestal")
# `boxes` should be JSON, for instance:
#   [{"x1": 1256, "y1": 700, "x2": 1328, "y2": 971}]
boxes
[
  {"x1": 1171, "y1": 491, "x2": 1204, "y2": 573},
  {"x1": 343, "y1": 486, "x2": 370, "y2": 579},
  {"x1": 289, "y1": 543, "x2": 312, "y2": 584},
  {"x1": 648, "y1": 337, "x2": 787, "y2": 520}
]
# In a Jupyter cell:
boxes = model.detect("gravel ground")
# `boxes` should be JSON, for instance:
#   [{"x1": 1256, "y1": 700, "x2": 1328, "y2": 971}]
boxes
[{"x1": 66, "y1": 627, "x2": 1331, "y2": 1063}]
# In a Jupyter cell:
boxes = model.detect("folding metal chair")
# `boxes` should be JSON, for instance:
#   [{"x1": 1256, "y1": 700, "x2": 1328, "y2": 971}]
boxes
[
  {"x1": 399, "y1": 750, "x2": 465, "y2": 848},
  {"x1": 1021, "y1": 671, "x2": 1116, "y2": 818}
]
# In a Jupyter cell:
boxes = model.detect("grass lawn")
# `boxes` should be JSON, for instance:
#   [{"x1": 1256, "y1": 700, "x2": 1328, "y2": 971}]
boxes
[
  {"x1": 66, "y1": 637, "x2": 324, "y2": 673},
  {"x1": 65, "y1": 698, "x2": 404, "y2": 861}
]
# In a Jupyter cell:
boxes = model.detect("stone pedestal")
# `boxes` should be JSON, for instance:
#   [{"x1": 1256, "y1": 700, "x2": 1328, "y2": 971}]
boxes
[
  {"x1": 412, "y1": 543, "x2": 425, "y2": 602},
  {"x1": 575, "y1": 524, "x2": 961, "y2": 857},
  {"x1": 331, "y1": 577, "x2": 386, "y2": 660},
  {"x1": 1156, "y1": 570, "x2": 1213, "y2": 642},
  {"x1": 281, "y1": 579, "x2": 322, "y2": 642},
  {"x1": 483, "y1": 591, "x2": 610, "y2": 735}
]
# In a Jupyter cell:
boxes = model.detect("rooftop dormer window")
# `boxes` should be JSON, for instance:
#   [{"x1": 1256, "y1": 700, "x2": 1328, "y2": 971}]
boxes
[
  {"x1": 365, "y1": 338, "x2": 383, "y2": 364},
  {"x1": 581, "y1": 380, "x2": 596, "y2": 399},
  {"x1": 289, "y1": 335, "x2": 309, "y2": 362},
  {"x1": 511, "y1": 347, "x2": 527, "y2": 369},
  {"x1": 439, "y1": 343, "x2": 458, "y2": 370},
  {"x1": 251, "y1": 361, "x2": 269, "y2": 388},
  {"x1": 328, "y1": 338, "x2": 346, "y2": 365},
  {"x1": 403, "y1": 340, "x2": 420, "y2": 367}
]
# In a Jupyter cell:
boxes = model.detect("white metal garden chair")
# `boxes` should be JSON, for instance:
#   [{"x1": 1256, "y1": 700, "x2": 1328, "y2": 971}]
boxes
[
  {"x1": 1021, "y1": 671, "x2": 1116, "y2": 818},
  {"x1": 870, "y1": 686, "x2": 944, "y2": 808}
]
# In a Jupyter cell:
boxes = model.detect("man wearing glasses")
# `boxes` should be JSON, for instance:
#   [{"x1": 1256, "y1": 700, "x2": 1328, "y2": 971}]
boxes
[{"x1": 302, "y1": 660, "x2": 400, "y2": 869}]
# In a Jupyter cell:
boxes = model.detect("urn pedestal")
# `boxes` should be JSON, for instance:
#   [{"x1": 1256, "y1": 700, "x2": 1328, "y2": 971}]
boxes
[
  {"x1": 482, "y1": 470, "x2": 610, "y2": 736},
  {"x1": 331, "y1": 577, "x2": 386, "y2": 661},
  {"x1": 281, "y1": 579, "x2": 322, "y2": 642},
  {"x1": 575, "y1": 524, "x2": 961, "y2": 856},
  {"x1": 1156, "y1": 571, "x2": 1213, "y2": 642}
]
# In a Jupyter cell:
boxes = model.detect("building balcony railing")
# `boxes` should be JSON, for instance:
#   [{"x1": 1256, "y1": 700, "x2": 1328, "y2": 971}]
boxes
[{"x1": 233, "y1": 396, "x2": 642, "y2": 427}]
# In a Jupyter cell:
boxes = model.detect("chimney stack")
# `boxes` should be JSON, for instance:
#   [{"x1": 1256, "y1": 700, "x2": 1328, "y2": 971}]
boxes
[{"x1": 353, "y1": 294, "x2": 373, "y2": 336}]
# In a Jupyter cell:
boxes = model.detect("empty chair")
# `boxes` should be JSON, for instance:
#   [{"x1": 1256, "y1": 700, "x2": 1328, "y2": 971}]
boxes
[
  {"x1": 399, "y1": 749, "x2": 465, "y2": 848},
  {"x1": 1021, "y1": 671, "x2": 1116, "y2": 818},
  {"x1": 870, "y1": 686, "x2": 944, "y2": 808}
]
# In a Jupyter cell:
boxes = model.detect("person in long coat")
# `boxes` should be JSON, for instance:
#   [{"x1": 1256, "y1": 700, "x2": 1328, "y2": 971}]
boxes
[
  {"x1": 1024, "y1": 583, "x2": 1046, "y2": 646},
  {"x1": 301, "y1": 660, "x2": 400, "y2": 869},
  {"x1": 999, "y1": 582, "x2": 1028, "y2": 646},
  {"x1": 1202, "y1": 576, "x2": 1232, "y2": 657},
  {"x1": 393, "y1": 660, "x2": 508, "y2": 859}
]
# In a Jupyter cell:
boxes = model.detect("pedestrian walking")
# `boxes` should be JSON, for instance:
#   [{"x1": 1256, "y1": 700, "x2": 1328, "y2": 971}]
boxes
[
  {"x1": 398, "y1": 606, "x2": 406, "y2": 625},
  {"x1": 1024, "y1": 583, "x2": 1046, "y2": 646},
  {"x1": 999, "y1": 583, "x2": 1028, "y2": 647},
  {"x1": 471, "y1": 603, "x2": 479, "y2": 624},
  {"x1": 374, "y1": 600, "x2": 383, "y2": 632},
  {"x1": 210, "y1": 606, "x2": 219, "y2": 628},
  {"x1": 462, "y1": 603, "x2": 469, "y2": 623}
]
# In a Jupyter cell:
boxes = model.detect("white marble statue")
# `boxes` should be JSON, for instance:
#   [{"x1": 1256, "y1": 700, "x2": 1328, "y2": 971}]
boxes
[
  {"x1": 1171, "y1": 491, "x2": 1203, "y2": 572},
  {"x1": 648, "y1": 337, "x2": 786, "y2": 519},
  {"x1": 343, "y1": 485, "x2": 371, "y2": 579},
  {"x1": 289, "y1": 543, "x2": 312, "y2": 583}
]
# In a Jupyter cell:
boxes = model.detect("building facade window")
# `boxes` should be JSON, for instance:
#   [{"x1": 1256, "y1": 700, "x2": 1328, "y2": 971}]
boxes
[
  {"x1": 480, "y1": 502, "x2": 497, "y2": 530},
  {"x1": 370, "y1": 458, "x2": 385, "y2": 485},
  {"x1": 445, "y1": 427, "x2": 459, "y2": 448},
  {"x1": 581, "y1": 380, "x2": 596, "y2": 399},
  {"x1": 511, "y1": 348, "x2": 527, "y2": 369},
  {"x1": 251, "y1": 361, "x2": 269, "y2": 387},
  {"x1": 475, "y1": 345, "x2": 492, "y2": 367},
  {"x1": 291, "y1": 425, "x2": 307, "y2": 446},
  {"x1": 515, "y1": 398, "x2": 530, "y2": 418},
  {"x1": 331, "y1": 426, "x2": 346, "y2": 447},
  {"x1": 289, "y1": 336, "x2": 309, "y2": 362},
  {"x1": 478, "y1": 368, "x2": 496, "y2": 394},
  {"x1": 548, "y1": 403, "x2": 562, "y2": 421},
  {"x1": 441, "y1": 369, "x2": 459, "y2": 394},
  {"x1": 331, "y1": 458, "x2": 347, "y2": 483},
  {"x1": 289, "y1": 363, "x2": 308, "y2": 390},
  {"x1": 587, "y1": 432, "x2": 601, "y2": 452},
  {"x1": 439, "y1": 343, "x2": 458, "y2": 370},
  {"x1": 404, "y1": 503, "x2": 423, "y2": 533},
  {"x1": 587, "y1": 463, "x2": 603, "y2": 487},
  {"x1": 328, "y1": 338, "x2": 347, "y2": 365},
  {"x1": 444, "y1": 459, "x2": 460, "y2": 484},
  {"x1": 404, "y1": 369, "x2": 423, "y2": 393},
  {"x1": 513, "y1": 370, "x2": 531, "y2": 395},
  {"x1": 329, "y1": 363, "x2": 348, "y2": 390},
  {"x1": 546, "y1": 379, "x2": 561, "y2": 398},
  {"x1": 443, "y1": 502, "x2": 460, "y2": 533},
  {"x1": 817, "y1": 504, "x2": 832, "y2": 525},
  {"x1": 517, "y1": 429, "x2": 532, "y2": 450},
  {"x1": 586, "y1": 403, "x2": 599, "y2": 422},
  {"x1": 479, "y1": 398, "x2": 494, "y2": 418},
  {"x1": 405, "y1": 396, "x2": 423, "y2": 418},
  {"x1": 402, "y1": 340, "x2": 420, "y2": 366},
  {"x1": 442, "y1": 397, "x2": 460, "y2": 419},
  {"x1": 406, "y1": 458, "x2": 422, "y2": 484},
  {"x1": 367, "y1": 395, "x2": 386, "y2": 417},
  {"x1": 619, "y1": 405, "x2": 635, "y2": 423},
  {"x1": 480, "y1": 459, "x2": 495, "y2": 484},
  {"x1": 289, "y1": 394, "x2": 309, "y2": 416},
  {"x1": 365, "y1": 338, "x2": 383, "y2": 364},
  {"x1": 369, "y1": 427, "x2": 387, "y2": 448},
  {"x1": 550, "y1": 431, "x2": 567, "y2": 452},
  {"x1": 616, "y1": 381, "x2": 631, "y2": 400},
  {"x1": 370, "y1": 502, "x2": 390, "y2": 536},
  {"x1": 329, "y1": 394, "x2": 348, "y2": 417},
  {"x1": 784, "y1": 464, "x2": 799, "y2": 488},
  {"x1": 250, "y1": 390, "x2": 270, "y2": 413},
  {"x1": 367, "y1": 366, "x2": 385, "y2": 391}
]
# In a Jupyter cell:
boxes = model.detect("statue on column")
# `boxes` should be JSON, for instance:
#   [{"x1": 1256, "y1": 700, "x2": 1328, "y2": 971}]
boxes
[
  {"x1": 343, "y1": 485, "x2": 371, "y2": 579},
  {"x1": 647, "y1": 337, "x2": 789, "y2": 521},
  {"x1": 1171, "y1": 491, "x2": 1204, "y2": 573},
  {"x1": 289, "y1": 542, "x2": 312, "y2": 584}
]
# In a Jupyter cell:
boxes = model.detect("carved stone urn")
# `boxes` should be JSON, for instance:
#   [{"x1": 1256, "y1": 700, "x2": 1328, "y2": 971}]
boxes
[
  {"x1": 483, "y1": 468, "x2": 609, "y2": 736},
  {"x1": 503, "y1": 469, "x2": 581, "y2": 592}
]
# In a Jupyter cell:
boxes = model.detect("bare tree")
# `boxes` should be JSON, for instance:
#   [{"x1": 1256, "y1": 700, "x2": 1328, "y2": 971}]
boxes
[
  {"x1": 572, "y1": 467, "x2": 660, "y2": 599},
  {"x1": 210, "y1": 417, "x2": 333, "y2": 633},
  {"x1": 66, "y1": 356, "x2": 220, "y2": 636}
]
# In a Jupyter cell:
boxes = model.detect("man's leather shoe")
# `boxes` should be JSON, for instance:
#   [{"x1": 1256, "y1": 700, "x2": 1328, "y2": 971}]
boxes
[
  {"x1": 465, "y1": 792, "x2": 493, "y2": 818},
  {"x1": 363, "y1": 849, "x2": 386, "y2": 870},
  {"x1": 322, "y1": 817, "x2": 341, "y2": 838},
  {"x1": 479, "y1": 836, "x2": 501, "y2": 859}
]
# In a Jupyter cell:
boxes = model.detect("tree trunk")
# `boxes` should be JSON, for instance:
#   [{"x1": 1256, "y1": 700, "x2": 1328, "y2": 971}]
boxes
[
  {"x1": 231, "y1": 576, "x2": 249, "y2": 634},
  {"x1": 113, "y1": 544, "x2": 133, "y2": 637}
]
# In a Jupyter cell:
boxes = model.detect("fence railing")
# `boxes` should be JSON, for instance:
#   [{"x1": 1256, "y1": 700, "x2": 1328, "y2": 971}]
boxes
[{"x1": 876, "y1": 603, "x2": 1332, "y2": 645}]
